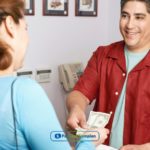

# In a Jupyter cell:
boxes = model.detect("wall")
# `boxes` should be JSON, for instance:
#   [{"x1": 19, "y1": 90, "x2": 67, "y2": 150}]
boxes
[{"x1": 21, "y1": 0, "x2": 122, "y2": 128}]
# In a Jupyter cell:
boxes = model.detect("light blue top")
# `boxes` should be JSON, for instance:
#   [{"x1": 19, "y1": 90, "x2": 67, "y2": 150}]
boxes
[
  {"x1": 109, "y1": 47, "x2": 149, "y2": 149},
  {"x1": 0, "y1": 76, "x2": 95, "y2": 150}
]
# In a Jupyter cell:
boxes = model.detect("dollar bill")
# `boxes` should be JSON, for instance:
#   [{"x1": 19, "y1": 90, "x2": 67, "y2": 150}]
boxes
[
  {"x1": 87, "y1": 111, "x2": 112, "y2": 128},
  {"x1": 75, "y1": 127, "x2": 88, "y2": 136},
  {"x1": 76, "y1": 111, "x2": 112, "y2": 135},
  {"x1": 75, "y1": 111, "x2": 116, "y2": 149}
]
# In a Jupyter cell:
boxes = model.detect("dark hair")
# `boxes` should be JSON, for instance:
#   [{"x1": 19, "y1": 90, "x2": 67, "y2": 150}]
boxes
[
  {"x1": 121, "y1": 0, "x2": 150, "y2": 13},
  {"x1": 0, "y1": 0, "x2": 25, "y2": 70}
]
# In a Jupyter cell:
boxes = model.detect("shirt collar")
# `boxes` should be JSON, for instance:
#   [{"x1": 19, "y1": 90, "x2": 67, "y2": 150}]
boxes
[
  {"x1": 107, "y1": 41, "x2": 125, "y2": 59},
  {"x1": 107, "y1": 41, "x2": 150, "y2": 72},
  {"x1": 107, "y1": 41, "x2": 126, "y2": 72}
]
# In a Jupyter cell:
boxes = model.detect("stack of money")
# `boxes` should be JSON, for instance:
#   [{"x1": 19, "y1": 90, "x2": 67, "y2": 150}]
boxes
[
  {"x1": 76, "y1": 111, "x2": 118, "y2": 150},
  {"x1": 76, "y1": 111, "x2": 112, "y2": 135}
]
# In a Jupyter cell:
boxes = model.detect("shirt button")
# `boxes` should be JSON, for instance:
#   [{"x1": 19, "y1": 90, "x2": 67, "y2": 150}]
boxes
[
  {"x1": 115, "y1": 91, "x2": 119, "y2": 95},
  {"x1": 122, "y1": 73, "x2": 126, "y2": 77}
]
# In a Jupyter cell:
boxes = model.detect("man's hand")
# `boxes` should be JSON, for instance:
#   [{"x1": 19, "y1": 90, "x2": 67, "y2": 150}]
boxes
[
  {"x1": 120, "y1": 143, "x2": 150, "y2": 150},
  {"x1": 67, "y1": 105, "x2": 87, "y2": 129}
]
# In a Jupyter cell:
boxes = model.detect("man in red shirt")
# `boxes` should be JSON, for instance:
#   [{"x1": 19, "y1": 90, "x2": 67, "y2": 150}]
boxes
[{"x1": 66, "y1": 0, "x2": 150, "y2": 149}]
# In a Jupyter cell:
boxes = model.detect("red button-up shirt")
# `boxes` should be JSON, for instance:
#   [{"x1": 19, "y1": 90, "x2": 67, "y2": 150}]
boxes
[{"x1": 74, "y1": 41, "x2": 150, "y2": 145}]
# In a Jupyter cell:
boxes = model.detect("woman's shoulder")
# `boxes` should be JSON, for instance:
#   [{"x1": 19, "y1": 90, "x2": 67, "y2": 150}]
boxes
[
  {"x1": 13, "y1": 76, "x2": 49, "y2": 107},
  {"x1": 14, "y1": 76, "x2": 44, "y2": 94},
  {"x1": 15, "y1": 76, "x2": 39, "y2": 87}
]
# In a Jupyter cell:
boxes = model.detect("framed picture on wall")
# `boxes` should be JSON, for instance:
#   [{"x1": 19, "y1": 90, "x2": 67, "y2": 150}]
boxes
[
  {"x1": 24, "y1": 0, "x2": 35, "y2": 15},
  {"x1": 75, "y1": 0, "x2": 97, "y2": 16},
  {"x1": 43, "y1": 0, "x2": 68, "y2": 16}
]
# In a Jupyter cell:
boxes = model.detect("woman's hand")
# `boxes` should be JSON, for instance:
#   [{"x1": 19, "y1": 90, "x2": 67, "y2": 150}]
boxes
[{"x1": 83, "y1": 127, "x2": 109, "y2": 146}]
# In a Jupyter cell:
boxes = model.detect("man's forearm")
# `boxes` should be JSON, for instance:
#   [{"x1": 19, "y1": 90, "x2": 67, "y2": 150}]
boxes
[{"x1": 66, "y1": 90, "x2": 89, "y2": 112}]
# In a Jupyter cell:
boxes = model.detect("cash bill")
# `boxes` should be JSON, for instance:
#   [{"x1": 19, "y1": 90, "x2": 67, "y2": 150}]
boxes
[
  {"x1": 75, "y1": 127, "x2": 87, "y2": 136},
  {"x1": 87, "y1": 111, "x2": 112, "y2": 128},
  {"x1": 75, "y1": 111, "x2": 116, "y2": 149},
  {"x1": 76, "y1": 111, "x2": 112, "y2": 135}
]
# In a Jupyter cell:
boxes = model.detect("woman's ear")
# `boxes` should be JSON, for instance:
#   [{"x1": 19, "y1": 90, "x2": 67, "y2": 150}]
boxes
[{"x1": 3, "y1": 16, "x2": 16, "y2": 38}]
